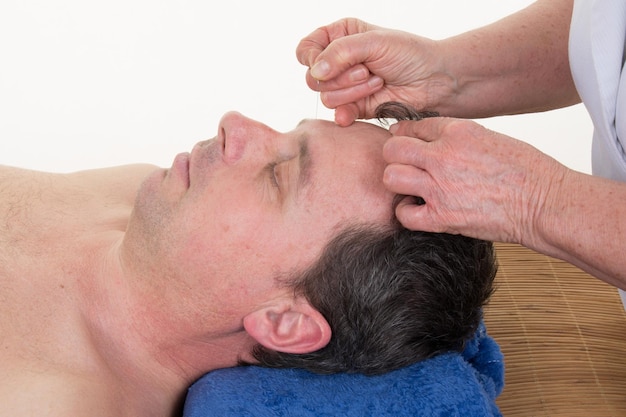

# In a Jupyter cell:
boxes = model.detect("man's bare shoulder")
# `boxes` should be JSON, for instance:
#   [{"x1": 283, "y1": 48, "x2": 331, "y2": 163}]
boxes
[
  {"x1": 0, "y1": 165, "x2": 43, "y2": 191},
  {"x1": 0, "y1": 369, "x2": 124, "y2": 417}
]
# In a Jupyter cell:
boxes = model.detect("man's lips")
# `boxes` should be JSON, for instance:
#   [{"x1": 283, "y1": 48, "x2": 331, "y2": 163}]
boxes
[{"x1": 170, "y1": 151, "x2": 190, "y2": 188}]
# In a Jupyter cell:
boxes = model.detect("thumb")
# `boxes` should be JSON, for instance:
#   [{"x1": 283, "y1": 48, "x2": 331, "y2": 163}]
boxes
[
  {"x1": 395, "y1": 197, "x2": 437, "y2": 233},
  {"x1": 390, "y1": 118, "x2": 446, "y2": 143},
  {"x1": 309, "y1": 33, "x2": 380, "y2": 81}
]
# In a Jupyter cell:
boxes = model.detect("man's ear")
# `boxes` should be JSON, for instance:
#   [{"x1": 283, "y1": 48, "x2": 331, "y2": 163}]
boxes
[{"x1": 243, "y1": 299, "x2": 331, "y2": 354}]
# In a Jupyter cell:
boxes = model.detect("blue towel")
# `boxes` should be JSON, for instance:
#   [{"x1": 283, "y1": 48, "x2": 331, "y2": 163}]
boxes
[{"x1": 183, "y1": 322, "x2": 504, "y2": 416}]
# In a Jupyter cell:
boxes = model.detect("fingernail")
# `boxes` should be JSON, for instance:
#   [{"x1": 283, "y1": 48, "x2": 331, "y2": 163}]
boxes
[
  {"x1": 311, "y1": 60, "x2": 330, "y2": 79},
  {"x1": 368, "y1": 75, "x2": 383, "y2": 88},
  {"x1": 349, "y1": 67, "x2": 369, "y2": 82}
]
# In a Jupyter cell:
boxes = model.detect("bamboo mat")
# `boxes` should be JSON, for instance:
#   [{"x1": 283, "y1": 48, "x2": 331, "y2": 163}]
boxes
[{"x1": 484, "y1": 243, "x2": 626, "y2": 416}]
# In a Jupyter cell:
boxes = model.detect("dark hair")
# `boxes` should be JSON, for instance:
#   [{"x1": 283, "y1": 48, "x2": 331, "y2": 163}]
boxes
[
  {"x1": 245, "y1": 102, "x2": 496, "y2": 375},
  {"x1": 374, "y1": 101, "x2": 440, "y2": 122}
]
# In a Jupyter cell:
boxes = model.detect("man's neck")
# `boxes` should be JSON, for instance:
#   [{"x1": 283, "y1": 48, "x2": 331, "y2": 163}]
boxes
[
  {"x1": 83, "y1": 236, "x2": 256, "y2": 415},
  {"x1": 77, "y1": 237, "x2": 184, "y2": 414}
]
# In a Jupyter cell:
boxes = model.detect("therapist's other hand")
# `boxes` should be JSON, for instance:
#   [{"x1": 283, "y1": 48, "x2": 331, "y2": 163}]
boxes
[
  {"x1": 383, "y1": 117, "x2": 566, "y2": 245},
  {"x1": 296, "y1": 18, "x2": 446, "y2": 126}
]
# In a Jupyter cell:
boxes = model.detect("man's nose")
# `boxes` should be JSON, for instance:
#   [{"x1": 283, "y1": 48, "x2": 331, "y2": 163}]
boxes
[{"x1": 217, "y1": 111, "x2": 276, "y2": 164}]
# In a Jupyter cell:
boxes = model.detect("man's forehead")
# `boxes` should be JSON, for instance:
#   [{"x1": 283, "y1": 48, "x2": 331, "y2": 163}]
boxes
[{"x1": 292, "y1": 118, "x2": 394, "y2": 225}]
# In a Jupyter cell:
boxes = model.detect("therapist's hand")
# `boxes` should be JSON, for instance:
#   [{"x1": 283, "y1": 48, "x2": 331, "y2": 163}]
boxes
[
  {"x1": 383, "y1": 117, "x2": 567, "y2": 245},
  {"x1": 296, "y1": 18, "x2": 446, "y2": 126}
]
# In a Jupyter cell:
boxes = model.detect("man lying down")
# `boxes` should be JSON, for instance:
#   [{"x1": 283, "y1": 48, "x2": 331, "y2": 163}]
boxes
[{"x1": 0, "y1": 102, "x2": 496, "y2": 416}]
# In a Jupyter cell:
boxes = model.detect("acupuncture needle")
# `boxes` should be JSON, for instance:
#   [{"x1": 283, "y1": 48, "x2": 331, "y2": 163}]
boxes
[
  {"x1": 315, "y1": 92, "x2": 320, "y2": 118},
  {"x1": 315, "y1": 79, "x2": 320, "y2": 118}
]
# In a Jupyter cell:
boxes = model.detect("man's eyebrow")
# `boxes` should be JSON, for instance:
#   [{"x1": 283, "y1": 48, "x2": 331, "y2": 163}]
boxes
[{"x1": 297, "y1": 133, "x2": 312, "y2": 193}]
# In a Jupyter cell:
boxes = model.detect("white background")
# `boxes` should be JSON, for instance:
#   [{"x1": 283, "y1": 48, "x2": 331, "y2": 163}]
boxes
[{"x1": 0, "y1": 0, "x2": 592, "y2": 174}]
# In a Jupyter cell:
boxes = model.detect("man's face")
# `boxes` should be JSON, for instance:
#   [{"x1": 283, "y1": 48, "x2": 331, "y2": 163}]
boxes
[{"x1": 125, "y1": 112, "x2": 395, "y2": 327}]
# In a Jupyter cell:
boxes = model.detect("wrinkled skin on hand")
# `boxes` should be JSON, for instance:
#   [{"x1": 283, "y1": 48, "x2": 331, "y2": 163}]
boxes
[
  {"x1": 383, "y1": 117, "x2": 567, "y2": 245},
  {"x1": 296, "y1": 18, "x2": 450, "y2": 126}
]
